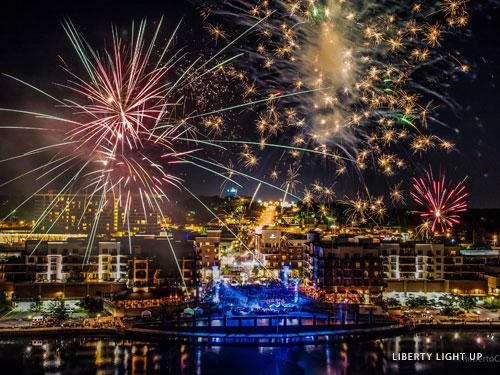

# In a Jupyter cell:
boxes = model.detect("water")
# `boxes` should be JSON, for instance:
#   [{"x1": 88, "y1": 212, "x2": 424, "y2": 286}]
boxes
[{"x1": 0, "y1": 331, "x2": 498, "y2": 374}]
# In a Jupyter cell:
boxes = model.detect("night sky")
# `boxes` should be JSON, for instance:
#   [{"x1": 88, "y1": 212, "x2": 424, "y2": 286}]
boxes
[{"x1": 0, "y1": 0, "x2": 499, "y2": 208}]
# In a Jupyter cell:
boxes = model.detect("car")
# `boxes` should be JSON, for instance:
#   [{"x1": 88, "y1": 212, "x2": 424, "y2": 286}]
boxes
[{"x1": 32, "y1": 316, "x2": 44, "y2": 325}]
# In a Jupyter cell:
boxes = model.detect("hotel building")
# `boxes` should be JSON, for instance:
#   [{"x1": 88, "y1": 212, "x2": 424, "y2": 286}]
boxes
[{"x1": 33, "y1": 192, "x2": 162, "y2": 235}]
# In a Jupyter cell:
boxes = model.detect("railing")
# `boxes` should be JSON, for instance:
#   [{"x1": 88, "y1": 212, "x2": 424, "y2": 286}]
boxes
[{"x1": 137, "y1": 312, "x2": 396, "y2": 334}]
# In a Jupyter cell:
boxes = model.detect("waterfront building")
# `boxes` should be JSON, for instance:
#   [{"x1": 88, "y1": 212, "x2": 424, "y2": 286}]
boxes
[
  {"x1": 0, "y1": 244, "x2": 25, "y2": 282},
  {"x1": 25, "y1": 239, "x2": 128, "y2": 282},
  {"x1": 304, "y1": 238, "x2": 383, "y2": 302},
  {"x1": 0, "y1": 239, "x2": 128, "y2": 283},
  {"x1": 380, "y1": 242, "x2": 447, "y2": 280},
  {"x1": 381, "y1": 242, "x2": 498, "y2": 297}
]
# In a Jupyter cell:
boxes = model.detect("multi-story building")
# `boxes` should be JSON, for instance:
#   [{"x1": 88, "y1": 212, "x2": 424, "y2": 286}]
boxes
[
  {"x1": 255, "y1": 229, "x2": 307, "y2": 276},
  {"x1": 194, "y1": 228, "x2": 234, "y2": 281},
  {"x1": 381, "y1": 241, "x2": 498, "y2": 297},
  {"x1": 380, "y1": 242, "x2": 497, "y2": 281},
  {"x1": 381, "y1": 242, "x2": 446, "y2": 280},
  {"x1": 23, "y1": 239, "x2": 127, "y2": 282},
  {"x1": 0, "y1": 244, "x2": 25, "y2": 282},
  {"x1": 304, "y1": 239, "x2": 383, "y2": 300},
  {"x1": 96, "y1": 242, "x2": 128, "y2": 281},
  {"x1": 33, "y1": 192, "x2": 162, "y2": 235},
  {"x1": 129, "y1": 256, "x2": 158, "y2": 290}
]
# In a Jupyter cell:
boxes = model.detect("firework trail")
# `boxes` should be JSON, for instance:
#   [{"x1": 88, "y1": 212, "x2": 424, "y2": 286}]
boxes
[
  {"x1": 201, "y1": 0, "x2": 470, "y2": 210},
  {"x1": 0, "y1": 16, "x2": 316, "y2": 290},
  {"x1": 411, "y1": 169, "x2": 468, "y2": 232}
]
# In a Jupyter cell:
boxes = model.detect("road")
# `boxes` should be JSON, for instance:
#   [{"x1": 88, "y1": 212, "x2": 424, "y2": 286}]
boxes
[{"x1": 257, "y1": 204, "x2": 277, "y2": 227}]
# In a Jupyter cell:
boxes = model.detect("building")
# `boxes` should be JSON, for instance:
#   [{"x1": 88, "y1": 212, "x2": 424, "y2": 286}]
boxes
[
  {"x1": 380, "y1": 242, "x2": 498, "y2": 281},
  {"x1": 129, "y1": 256, "x2": 158, "y2": 290},
  {"x1": 194, "y1": 228, "x2": 235, "y2": 281},
  {"x1": 0, "y1": 244, "x2": 25, "y2": 282},
  {"x1": 255, "y1": 229, "x2": 307, "y2": 276},
  {"x1": 96, "y1": 242, "x2": 128, "y2": 281},
  {"x1": 381, "y1": 241, "x2": 497, "y2": 297},
  {"x1": 304, "y1": 239, "x2": 383, "y2": 302},
  {"x1": 381, "y1": 242, "x2": 447, "y2": 280},
  {"x1": 33, "y1": 192, "x2": 162, "y2": 235},
  {"x1": 181, "y1": 256, "x2": 200, "y2": 291},
  {"x1": 22, "y1": 239, "x2": 128, "y2": 282}
]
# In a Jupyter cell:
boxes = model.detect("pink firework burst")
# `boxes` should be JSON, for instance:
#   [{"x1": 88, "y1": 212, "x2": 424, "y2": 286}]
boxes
[{"x1": 411, "y1": 170, "x2": 468, "y2": 232}]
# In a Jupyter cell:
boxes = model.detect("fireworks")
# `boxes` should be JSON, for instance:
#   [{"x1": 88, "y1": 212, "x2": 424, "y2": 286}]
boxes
[
  {"x1": 343, "y1": 194, "x2": 387, "y2": 226},
  {"x1": 389, "y1": 182, "x2": 405, "y2": 205},
  {"x1": 411, "y1": 170, "x2": 468, "y2": 232},
  {"x1": 0, "y1": 0, "x2": 477, "y2": 252},
  {"x1": 0, "y1": 16, "x2": 304, "y2": 286},
  {"x1": 1, "y1": 18, "x2": 273, "y2": 223},
  {"x1": 202, "y1": 0, "x2": 470, "y2": 205}
]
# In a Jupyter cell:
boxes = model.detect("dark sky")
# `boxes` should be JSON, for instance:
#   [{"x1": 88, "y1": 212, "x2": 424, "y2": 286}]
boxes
[{"x1": 0, "y1": 0, "x2": 499, "y2": 208}]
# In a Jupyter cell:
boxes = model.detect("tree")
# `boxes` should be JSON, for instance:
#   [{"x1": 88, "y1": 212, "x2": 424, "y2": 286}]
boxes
[
  {"x1": 78, "y1": 296, "x2": 103, "y2": 313},
  {"x1": 384, "y1": 297, "x2": 400, "y2": 307},
  {"x1": 251, "y1": 266, "x2": 260, "y2": 277},
  {"x1": 30, "y1": 295, "x2": 44, "y2": 314},
  {"x1": 458, "y1": 296, "x2": 476, "y2": 312},
  {"x1": 406, "y1": 296, "x2": 430, "y2": 309},
  {"x1": 441, "y1": 305, "x2": 460, "y2": 317},
  {"x1": 0, "y1": 292, "x2": 9, "y2": 314},
  {"x1": 438, "y1": 294, "x2": 460, "y2": 317},
  {"x1": 221, "y1": 265, "x2": 231, "y2": 275},
  {"x1": 47, "y1": 297, "x2": 69, "y2": 321}
]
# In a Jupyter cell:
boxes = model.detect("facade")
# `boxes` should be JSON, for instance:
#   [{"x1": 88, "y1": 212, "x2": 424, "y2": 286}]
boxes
[
  {"x1": 1, "y1": 239, "x2": 128, "y2": 283},
  {"x1": 129, "y1": 256, "x2": 158, "y2": 290},
  {"x1": 381, "y1": 242, "x2": 498, "y2": 296},
  {"x1": 381, "y1": 242, "x2": 447, "y2": 280},
  {"x1": 255, "y1": 229, "x2": 307, "y2": 276},
  {"x1": 380, "y1": 242, "x2": 496, "y2": 281},
  {"x1": 0, "y1": 245, "x2": 25, "y2": 282},
  {"x1": 181, "y1": 256, "x2": 200, "y2": 290},
  {"x1": 194, "y1": 229, "x2": 234, "y2": 281},
  {"x1": 304, "y1": 240, "x2": 383, "y2": 300},
  {"x1": 96, "y1": 242, "x2": 128, "y2": 282},
  {"x1": 33, "y1": 192, "x2": 162, "y2": 235}
]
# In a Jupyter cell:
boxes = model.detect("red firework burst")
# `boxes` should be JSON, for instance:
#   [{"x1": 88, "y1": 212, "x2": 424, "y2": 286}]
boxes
[{"x1": 411, "y1": 170, "x2": 468, "y2": 232}]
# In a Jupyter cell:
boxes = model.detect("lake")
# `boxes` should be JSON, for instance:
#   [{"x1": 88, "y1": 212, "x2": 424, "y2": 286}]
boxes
[{"x1": 0, "y1": 330, "x2": 498, "y2": 374}]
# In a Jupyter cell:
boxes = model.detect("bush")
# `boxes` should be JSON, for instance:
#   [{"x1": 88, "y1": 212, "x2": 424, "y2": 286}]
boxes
[{"x1": 482, "y1": 297, "x2": 500, "y2": 310}]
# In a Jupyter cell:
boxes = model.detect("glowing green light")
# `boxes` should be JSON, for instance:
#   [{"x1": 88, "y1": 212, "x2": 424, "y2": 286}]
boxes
[{"x1": 399, "y1": 115, "x2": 416, "y2": 127}]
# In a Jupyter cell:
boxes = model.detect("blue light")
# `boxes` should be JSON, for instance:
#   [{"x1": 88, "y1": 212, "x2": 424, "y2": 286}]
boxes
[{"x1": 225, "y1": 186, "x2": 238, "y2": 197}]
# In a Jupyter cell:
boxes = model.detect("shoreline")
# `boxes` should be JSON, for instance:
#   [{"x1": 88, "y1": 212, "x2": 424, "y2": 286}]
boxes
[{"x1": 0, "y1": 323, "x2": 499, "y2": 346}]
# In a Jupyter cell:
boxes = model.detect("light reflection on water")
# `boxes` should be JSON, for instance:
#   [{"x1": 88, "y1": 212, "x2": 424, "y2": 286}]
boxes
[{"x1": 0, "y1": 331, "x2": 498, "y2": 374}]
